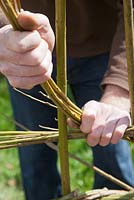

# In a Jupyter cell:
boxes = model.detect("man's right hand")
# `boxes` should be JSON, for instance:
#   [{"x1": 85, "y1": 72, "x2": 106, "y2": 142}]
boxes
[{"x1": 0, "y1": 11, "x2": 55, "y2": 89}]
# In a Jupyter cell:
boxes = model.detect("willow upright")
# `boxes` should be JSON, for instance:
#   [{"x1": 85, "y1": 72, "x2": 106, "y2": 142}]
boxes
[
  {"x1": 55, "y1": 0, "x2": 71, "y2": 195},
  {"x1": 123, "y1": 0, "x2": 134, "y2": 124}
]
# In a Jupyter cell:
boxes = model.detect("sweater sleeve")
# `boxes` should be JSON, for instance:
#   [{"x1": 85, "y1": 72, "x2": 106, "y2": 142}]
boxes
[{"x1": 101, "y1": 0, "x2": 129, "y2": 91}]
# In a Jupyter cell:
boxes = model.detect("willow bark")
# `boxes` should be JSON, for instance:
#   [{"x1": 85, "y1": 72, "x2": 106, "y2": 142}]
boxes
[
  {"x1": 55, "y1": 0, "x2": 71, "y2": 195},
  {"x1": 123, "y1": 0, "x2": 134, "y2": 124}
]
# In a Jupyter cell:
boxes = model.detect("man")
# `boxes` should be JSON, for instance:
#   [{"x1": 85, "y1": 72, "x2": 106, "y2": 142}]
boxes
[{"x1": 0, "y1": 0, "x2": 134, "y2": 199}]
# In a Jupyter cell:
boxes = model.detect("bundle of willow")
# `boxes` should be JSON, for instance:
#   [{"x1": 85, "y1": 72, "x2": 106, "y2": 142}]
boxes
[
  {"x1": 0, "y1": 130, "x2": 84, "y2": 150},
  {"x1": 0, "y1": 0, "x2": 134, "y2": 142},
  {"x1": 0, "y1": 127, "x2": 134, "y2": 150}
]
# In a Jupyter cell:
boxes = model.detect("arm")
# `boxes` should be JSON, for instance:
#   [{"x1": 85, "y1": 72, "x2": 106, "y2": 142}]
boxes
[
  {"x1": 102, "y1": 0, "x2": 129, "y2": 91},
  {"x1": 68, "y1": 1, "x2": 131, "y2": 146},
  {"x1": 0, "y1": 11, "x2": 55, "y2": 89}
]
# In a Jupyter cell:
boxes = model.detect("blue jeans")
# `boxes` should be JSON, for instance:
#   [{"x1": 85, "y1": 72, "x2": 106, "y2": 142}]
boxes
[{"x1": 9, "y1": 53, "x2": 134, "y2": 200}]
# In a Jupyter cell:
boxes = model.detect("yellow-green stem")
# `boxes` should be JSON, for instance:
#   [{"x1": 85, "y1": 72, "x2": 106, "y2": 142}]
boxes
[
  {"x1": 55, "y1": 0, "x2": 70, "y2": 195},
  {"x1": 123, "y1": 0, "x2": 134, "y2": 124}
]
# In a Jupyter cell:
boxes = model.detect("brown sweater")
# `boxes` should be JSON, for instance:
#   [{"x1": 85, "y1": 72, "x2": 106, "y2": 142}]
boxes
[{"x1": 0, "y1": 0, "x2": 129, "y2": 90}]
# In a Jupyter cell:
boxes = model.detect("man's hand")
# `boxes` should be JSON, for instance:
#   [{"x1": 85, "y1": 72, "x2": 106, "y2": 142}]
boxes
[
  {"x1": 68, "y1": 85, "x2": 130, "y2": 146},
  {"x1": 0, "y1": 11, "x2": 55, "y2": 89}
]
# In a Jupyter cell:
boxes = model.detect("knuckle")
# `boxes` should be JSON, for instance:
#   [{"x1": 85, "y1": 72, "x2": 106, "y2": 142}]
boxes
[
  {"x1": 114, "y1": 129, "x2": 123, "y2": 138},
  {"x1": 9, "y1": 78, "x2": 33, "y2": 90},
  {"x1": 4, "y1": 27, "x2": 12, "y2": 43},
  {"x1": 100, "y1": 142, "x2": 108, "y2": 147},
  {"x1": 82, "y1": 113, "x2": 96, "y2": 126},
  {"x1": 80, "y1": 127, "x2": 87, "y2": 134},
  {"x1": 0, "y1": 65, "x2": 8, "y2": 75},
  {"x1": 90, "y1": 100, "x2": 97, "y2": 105},
  {"x1": 80, "y1": 125, "x2": 88, "y2": 133},
  {"x1": 42, "y1": 72, "x2": 51, "y2": 82},
  {"x1": 111, "y1": 139, "x2": 118, "y2": 144},
  {"x1": 32, "y1": 30, "x2": 41, "y2": 40},
  {"x1": 86, "y1": 136, "x2": 97, "y2": 147},
  {"x1": 17, "y1": 32, "x2": 41, "y2": 53},
  {"x1": 31, "y1": 53, "x2": 43, "y2": 65},
  {"x1": 31, "y1": 44, "x2": 48, "y2": 66},
  {"x1": 101, "y1": 134, "x2": 111, "y2": 141},
  {"x1": 83, "y1": 113, "x2": 95, "y2": 121},
  {"x1": 44, "y1": 15, "x2": 49, "y2": 24},
  {"x1": 24, "y1": 85, "x2": 34, "y2": 90},
  {"x1": 40, "y1": 15, "x2": 50, "y2": 29},
  {"x1": 38, "y1": 66, "x2": 47, "y2": 75},
  {"x1": 1, "y1": 63, "x2": 14, "y2": 76},
  {"x1": 86, "y1": 100, "x2": 98, "y2": 108},
  {"x1": 89, "y1": 133, "x2": 98, "y2": 141},
  {"x1": 16, "y1": 42, "x2": 27, "y2": 52},
  {"x1": 9, "y1": 79, "x2": 18, "y2": 88},
  {"x1": 89, "y1": 113, "x2": 96, "y2": 122}
]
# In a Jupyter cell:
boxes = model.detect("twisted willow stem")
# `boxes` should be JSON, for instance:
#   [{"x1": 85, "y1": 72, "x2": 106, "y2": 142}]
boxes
[{"x1": 0, "y1": 0, "x2": 134, "y2": 142}]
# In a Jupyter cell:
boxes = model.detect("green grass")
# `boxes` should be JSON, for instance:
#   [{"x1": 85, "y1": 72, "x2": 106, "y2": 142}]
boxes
[
  {"x1": 0, "y1": 76, "x2": 25, "y2": 200},
  {"x1": 1, "y1": 76, "x2": 134, "y2": 199},
  {"x1": 69, "y1": 140, "x2": 93, "y2": 192}
]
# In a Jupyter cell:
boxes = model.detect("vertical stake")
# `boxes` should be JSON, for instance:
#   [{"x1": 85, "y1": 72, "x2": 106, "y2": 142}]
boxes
[
  {"x1": 123, "y1": 0, "x2": 134, "y2": 124},
  {"x1": 55, "y1": 0, "x2": 71, "y2": 195}
]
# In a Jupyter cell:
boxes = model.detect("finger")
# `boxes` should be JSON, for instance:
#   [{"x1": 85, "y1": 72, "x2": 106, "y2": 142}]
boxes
[
  {"x1": 5, "y1": 29, "x2": 41, "y2": 53},
  {"x1": 7, "y1": 63, "x2": 52, "y2": 89},
  {"x1": 0, "y1": 50, "x2": 51, "y2": 77},
  {"x1": 6, "y1": 39, "x2": 48, "y2": 66},
  {"x1": 87, "y1": 125, "x2": 104, "y2": 147},
  {"x1": 80, "y1": 101, "x2": 97, "y2": 133},
  {"x1": 18, "y1": 11, "x2": 55, "y2": 50},
  {"x1": 67, "y1": 118, "x2": 79, "y2": 129},
  {"x1": 99, "y1": 120, "x2": 116, "y2": 146},
  {"x1": 111, "y1": 116, "x2": 129, "y2": 144}
]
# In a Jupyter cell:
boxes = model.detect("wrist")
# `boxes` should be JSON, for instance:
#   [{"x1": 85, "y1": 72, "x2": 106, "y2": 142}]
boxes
[{"x1": 100, "y1": 84, "x2": 130, "y2": 112}]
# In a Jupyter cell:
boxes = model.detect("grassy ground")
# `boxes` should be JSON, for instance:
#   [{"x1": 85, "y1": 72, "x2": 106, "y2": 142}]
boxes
[
  {"x1": 1, "y1": 76, "x2": 134, "y2": 199},
  {"x1": 0, "y1": 76, "x2": 25, "y2": 200}
]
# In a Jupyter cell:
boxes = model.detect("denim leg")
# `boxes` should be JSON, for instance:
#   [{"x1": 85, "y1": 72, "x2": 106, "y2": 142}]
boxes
[
  {"x1": 8, "y1": 84, "x2": 61, "y2": 200},
  {"x1": 68, "y1": 54, "x2": 134, "y2": 189},
  {"x1": 92, "y1": 142, "x2": 134, "y2": 189}
]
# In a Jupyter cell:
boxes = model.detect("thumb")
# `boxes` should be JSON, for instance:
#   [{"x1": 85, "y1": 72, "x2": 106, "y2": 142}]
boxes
[
  {"x1": 18, "y1": 11, "x2": 49, "y2": 31},
  {"x1": 18, "y1": 11, "x2": 55, "y2": 50}
]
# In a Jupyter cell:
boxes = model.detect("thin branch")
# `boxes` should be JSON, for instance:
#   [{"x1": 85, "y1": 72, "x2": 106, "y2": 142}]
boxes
[
  {"x1": 14, "y1": 88, "x2": 57, "y2": 108},
  {"x1": 39, "y1": 125, "x2": 58, "y2": 131}
]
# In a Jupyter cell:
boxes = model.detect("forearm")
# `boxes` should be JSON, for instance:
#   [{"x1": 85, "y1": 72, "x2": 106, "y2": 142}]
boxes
[
  {"x1": 100, "y1": 84, "x2": 130, "y2": 112},
  {"x1": 101, "y1": 1, "x2": 130, "y2": 92}
]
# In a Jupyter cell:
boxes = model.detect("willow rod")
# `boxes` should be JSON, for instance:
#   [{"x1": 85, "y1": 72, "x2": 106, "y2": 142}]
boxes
[
  {"x1": 123, "y1": 0, "x2": 134, "y2": 124},
  {"x1": 55, "y1": 0, "x2": 70, "y2": 195}
]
